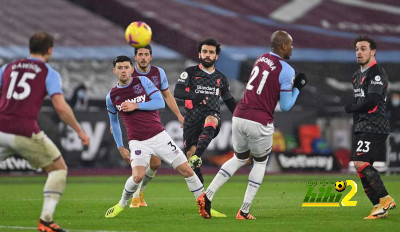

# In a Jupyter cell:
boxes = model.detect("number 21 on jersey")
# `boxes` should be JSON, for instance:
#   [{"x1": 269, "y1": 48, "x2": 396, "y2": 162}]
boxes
[
  {"x1": 6, "y1": 71, "x2": 36, "y2": 100},
  {"x1": 246, "y1": 66, "x2": 269, "y2": 95}
]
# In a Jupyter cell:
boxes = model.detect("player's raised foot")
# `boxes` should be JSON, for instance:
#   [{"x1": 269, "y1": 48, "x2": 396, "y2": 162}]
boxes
[
  {"x1": 105, "y1": 203, "x2": 124, "y2": 218},
  {"x1": 236, "y1": 210, "x2": 256, "y2": 220},
  {"x1": 189, "y1": 155, "x2": 202, "y2": 170},
  {"x1": 38, "y1": 219, "x2": 66, "y2": 232},
  {"x1": 197, "y1": 193, "x2": 211, "y2": 219},
  {"x1": 210, "y1": 208, "x2": 227, "y2": 218}
]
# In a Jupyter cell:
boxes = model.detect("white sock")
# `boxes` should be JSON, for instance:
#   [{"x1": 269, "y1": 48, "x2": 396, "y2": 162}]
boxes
[
  {"x1": 132, "y1": 168, "x2": 157, "y2": 198},
  {"x1": 40, "y1": 169, "x2": 67, "y2": 222},
  {"x1": 240, "y1": 159, "x2": 267, "y2": 213},
  {"x1": 185, "y1": 174, "x2": 204, "y2": 198},
  {"x1": 141, "y1": 168, "x2": 157, "y2": 191},
  {"x1": 206, "y1": 155, "x2": 247, "y2": 201},
  {"x1": 119, "y1": 176, "x2": 139, "y2": 208}
]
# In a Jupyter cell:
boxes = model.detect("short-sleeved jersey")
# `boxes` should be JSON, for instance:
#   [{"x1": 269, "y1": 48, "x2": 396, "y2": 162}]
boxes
[
  {"x1": 177, "y1": 64, "x2": 233, "y2": 125},
  {"x1": 0, "y1": 58, "x2": 62, "y2": 137},
  {"x1": 351, "y1": 61, "x2": 389, "y2": 134},
  {"x1": 133, "y1": 65, "x2": 169, "y2": 91},
  {"x1": 106, "y1": 76, "x2": 164, "y2": 141},
  {"x1": 234, "y1": 52, "x2": 294, "y2": 125}
]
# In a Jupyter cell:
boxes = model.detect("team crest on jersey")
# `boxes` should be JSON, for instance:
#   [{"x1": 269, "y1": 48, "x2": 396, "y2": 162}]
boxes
[
  {"x1": 115, "y1": 96, "x2": 120, "y2": 101},
  {"x1": 151, "y1": 76, "x2": 159, "y2": 86},
  {"x1": 133, "y1": 84, "x2": 144, "y2": 94},
  {"x1": 216, "y1": 79, "x2": 221, "y2": 87},
  {"x1": 135, "y1": 150, "x2": 141, "y2": 155}
]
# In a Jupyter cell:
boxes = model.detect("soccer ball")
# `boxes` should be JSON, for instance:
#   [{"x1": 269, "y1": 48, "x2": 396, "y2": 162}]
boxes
[
  {"x1": 335, "y1": 181, "x2": 346, "y2": 192},
  {"x1": 125, "y1": 21, "x2": 152, "y2": 48}
]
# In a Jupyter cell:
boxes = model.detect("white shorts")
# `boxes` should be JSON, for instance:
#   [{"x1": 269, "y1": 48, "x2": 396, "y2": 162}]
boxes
[
  {"x1": 128, "y1": 130, "x2": 187, "y2": 169},
  {"x1": 0, "y1": 131, "x2": 61, "y2": 169},
  {"x1": 232, "y1": 117, "x2": 274, "y2": 158}
]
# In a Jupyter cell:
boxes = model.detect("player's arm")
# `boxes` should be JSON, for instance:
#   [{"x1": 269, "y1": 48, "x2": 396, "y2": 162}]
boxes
[
  {"x1": 162, "y1": 89, "x2": 184, "y2": 124},
  {"x1": 345, "y1": 73, "x2": 384, "y2": 113},
  {"x1": 46, "y1": 67, "x2": 89, "y2": 145},
  {"x1": 0, "y1": 65, "x2": 6, "y2": 96},
  {"x1": 121, "y1": 76, "x2": 165, "y2": 112},
  {"x1": 106, "y1": 93, "x2": 130, "y2": 164},
  {"x1": 51, "y1": 95, "x2": 89, "y2": 145},
  {"x1": 174, "y1": 70, "x2": 206, "y2": 104},
  {"x1": 220, "y1": 76, "x2": 237, "y2": 113},
  {"x1": 345, "y1": 94, "x2": 380, "y2": 113},
  {"x1": 158, "y1": 67, "x2": 184, "y2": 123},
  {"x1": 279, "y1": 64, "x2": 307, "y2": 111}
]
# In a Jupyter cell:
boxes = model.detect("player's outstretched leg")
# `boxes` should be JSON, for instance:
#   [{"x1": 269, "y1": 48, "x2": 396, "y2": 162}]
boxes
[
  {"x1": 38, "y1": 157, "x2": 68, "y2": 232},
  {"x1": 195, "y1": 123, "x2": 216, "y2": 158},
  {"x1": 238, "y1": 158, "x2": 267, "y2": 219},
  {"x1": 357, "y1": 163, "x2": 396, "y2": 219},
  {"x1": 106, "y1": 176, "x2": 140, "y2": 218},
  {"x1": 205, "y1": 155, "x2": 248, "y2": 201},
  {"x1": 130, "y1": 165, "x2": 158, "y2": 208}
]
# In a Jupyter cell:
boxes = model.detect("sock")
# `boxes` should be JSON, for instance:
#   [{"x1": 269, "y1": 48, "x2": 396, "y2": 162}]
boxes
[
  {"x1": 185, "y1": 174, "x2": 204, "y2": 198},
  {"x1": 119, "y1": 176, "x2": 139, "y2": 208},
  {"x1": 359, "y1": 163, "x2": 389, "y2": 204},
  {"x1": 206, "y1": 155, "x2": 247, "y2": 201},
  {"x1": 194, "y1": 167, "x2": 204, "y2": 184},
  {"x1": 133, "y1": 167, "x2": 157, "y2": 198},
  {"x1": 40, "y1": 169, "x2": 67, "y2": 222},
  {"x1": 141, "y1": 168, "x2": 157, "y2": 191},
  {"x1": 240, "y1": 159, "x2": 267, "y2": 213},
  {"x1": 195, "y1": 123, "x2": 216, "y2": 156},
  {"x1": 358, "y1": 169, "x2": 379, "y2": 205}
]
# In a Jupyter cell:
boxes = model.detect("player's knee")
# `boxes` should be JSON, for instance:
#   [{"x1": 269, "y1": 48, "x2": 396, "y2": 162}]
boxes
[
  {"x1": 235, "y1": 150, "x2": 250, "y2": 159},
  {"x1": 353, "y1": 161, "x2": 370, "y2": 172},
  {"x1": 176, "y1": 163, "x2": 194, "y2": 178},
  {"x1": 133, "y1": 175, "x2": 144, "y2": 184}
]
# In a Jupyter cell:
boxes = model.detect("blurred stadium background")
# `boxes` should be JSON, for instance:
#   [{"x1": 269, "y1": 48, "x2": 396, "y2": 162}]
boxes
[{"x1": 1, "y1": 0, "x2": 400, "y2": 175}]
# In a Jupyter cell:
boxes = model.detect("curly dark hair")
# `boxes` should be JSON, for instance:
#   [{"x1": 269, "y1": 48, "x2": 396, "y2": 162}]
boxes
[
  {"x1": 197, "y1": 38, "x2": 221, "y2": 54},
  {"x1": 353, "y1": 35, "x2": 377, "y2": 50}
]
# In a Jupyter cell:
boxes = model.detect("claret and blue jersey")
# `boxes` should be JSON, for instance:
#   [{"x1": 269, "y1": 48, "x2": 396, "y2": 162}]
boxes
[
  {"x1": 0, "y1": 57, "x2": 63, "y2": 137},
  {"x1": 234, "y1": 52, "x2": 299, "y2": 125},
  {"x1": 106, "y1": 76, "x2": 165, "y2": 148}
]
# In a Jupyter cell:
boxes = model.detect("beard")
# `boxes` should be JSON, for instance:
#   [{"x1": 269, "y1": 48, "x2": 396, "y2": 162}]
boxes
[
  {"x1": 200, "y1": 57, "x2": 216, "y2": 68},
  {"x1": 357, "y1": 57, "x2": 369, "y2": 66}
]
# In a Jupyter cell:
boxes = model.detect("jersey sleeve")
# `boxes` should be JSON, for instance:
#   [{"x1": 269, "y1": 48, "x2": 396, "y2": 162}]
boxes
[
  {"x1": 106, "y1": 92, "x2": 117, "y2": 114},
  {"x1": 157, "y1": 67, "x2": 169, "y2": 91},
  {"x1": 367, "y1": 71, "x2": 386, "y2": 95},
  {"x1": 221, "y1": 75, "x2": 233, "y2": 101},
  {"x1": 137, "y1": 76, "x2": 165, "y2": 110},
  {"x1": 176, "y1": 68, "x2": 191, "y2": 87},
  {"x1": 139, "y1": 76, "x2": 159, "y2": 97},
  {"x1": 278, "y1": 61, "x2": 295, "y2": 91},
  {"x1": 0, "y1": 64, "x2": 6, "y2": 89},
  {"x1": 45, "y1": 64, "x2": 63, "y2": 97}
]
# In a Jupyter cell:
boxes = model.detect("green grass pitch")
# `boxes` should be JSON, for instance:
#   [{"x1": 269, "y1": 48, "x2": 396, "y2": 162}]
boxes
[{"x1": 0, "y1": 174, "x2": 399, "y2": 232}]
